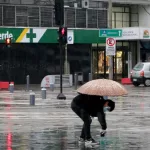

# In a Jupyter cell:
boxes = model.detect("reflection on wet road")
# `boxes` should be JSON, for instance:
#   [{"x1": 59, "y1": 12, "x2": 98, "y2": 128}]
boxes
[{"x1": 0, "y1": 85, "x2": 150, "y2": 150}]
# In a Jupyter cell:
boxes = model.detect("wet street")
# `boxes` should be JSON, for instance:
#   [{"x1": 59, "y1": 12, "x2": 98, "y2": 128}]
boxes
[{"x1": 0, "y1": 85, "x2": 150, "y2": 150}]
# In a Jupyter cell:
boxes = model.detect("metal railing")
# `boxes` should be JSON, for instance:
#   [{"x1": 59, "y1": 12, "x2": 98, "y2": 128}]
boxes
[{"x1": 0, "y1": 4, "x2": 108, "y2": 28}]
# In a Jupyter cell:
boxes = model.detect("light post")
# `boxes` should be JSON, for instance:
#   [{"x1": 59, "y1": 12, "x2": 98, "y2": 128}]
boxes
[{"x1": 108, "y1": 0, "x2": 113, "y2": 80}]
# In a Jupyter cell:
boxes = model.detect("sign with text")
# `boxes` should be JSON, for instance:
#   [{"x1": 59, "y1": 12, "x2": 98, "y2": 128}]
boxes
[
  {"x1": 99, "y1": 29, "x2": 122, "y2": 37},
  {"x1": 67, "y1": 30, "x2": 74, "y2": 44},
  {"x1": 106, "y1": 38, "x2": 116, "y2": 56},
  {"x1": 116, "y1": 27, "x2": 139, "y2": 40}
]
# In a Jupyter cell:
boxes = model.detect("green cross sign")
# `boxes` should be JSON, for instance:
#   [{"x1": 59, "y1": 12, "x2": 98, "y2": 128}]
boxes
[{"x1": 26, "y1": 29, "x2": 36, "y2": 43}]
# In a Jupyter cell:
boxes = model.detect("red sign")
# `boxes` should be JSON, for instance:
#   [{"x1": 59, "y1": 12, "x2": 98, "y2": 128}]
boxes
[
  {"x1": 106, "y1": 38, "x2": 116, "y2": 56},
  {"x1": 106, "y1": 38, "x2": 116, "y2": 46}
]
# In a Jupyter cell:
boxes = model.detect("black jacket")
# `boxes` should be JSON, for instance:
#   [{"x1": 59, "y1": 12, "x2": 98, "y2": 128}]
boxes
[{"x1": 71, "y1": 94, "x2": 107, "y2": 130}]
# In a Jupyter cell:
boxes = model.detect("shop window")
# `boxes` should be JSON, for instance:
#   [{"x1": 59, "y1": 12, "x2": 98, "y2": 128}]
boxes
[
  {"x1": 94, "y1": 51, "x2": 122, "y2": 74},
  {"x1": 117, "y1": 42, "x2": 123, "y2": 47},
  {"x1": 116, "y1": 51, "x2": 122, "y2": 74},
  {"x1": 123, "y1": 42, "x2": 129, "y2": 47}
]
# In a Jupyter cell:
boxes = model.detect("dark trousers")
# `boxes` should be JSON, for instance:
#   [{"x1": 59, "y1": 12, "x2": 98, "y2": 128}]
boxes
[{"x1": 71, "y1": 102, "x2": 92, "y2": 139}]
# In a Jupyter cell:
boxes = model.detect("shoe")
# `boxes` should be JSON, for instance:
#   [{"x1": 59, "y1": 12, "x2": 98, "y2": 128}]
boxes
[
  {"x1": 78, "y1": 137, "x2": 85, "y2": 145},
  {"x1": 85, "y1": 138, "x2": 98, "y2": 147}
]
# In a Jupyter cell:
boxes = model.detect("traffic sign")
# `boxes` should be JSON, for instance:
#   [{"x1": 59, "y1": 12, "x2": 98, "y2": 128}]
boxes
[
  {"x1": 67, "y1": 30, "x2": 74, "y2": 44},
  {"x1": 99, "y1": 29, "x2": 122, "y2": 37},
  {"x1": 106, "y1": 38, "x2": 116, "y2": 56},
  {"x1": 68, "y1": 36, "x2": 72, "y2": 41}
]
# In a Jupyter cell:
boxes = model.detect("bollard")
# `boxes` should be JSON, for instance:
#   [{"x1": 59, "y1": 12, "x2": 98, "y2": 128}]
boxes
[
  {"x1": 89, "y1": 73, "x2": 92, "y2": 81},
  {"x1": 9, "y1": 83, "x2": 14, "y2": 93},
  {"x1": 41, "y1": 88, "x2": 46, "y2": 99},
  {"x1": 30, "y1": 92, "x2": 35, "y2": 106},
  {"x1": 74, "y1": 73, "x2": 78, "y2": 90},
  {"x1": 50, "y1": 83, "x2": 54, "y2": 91},
  {"x1": 26, "y1": 75, "x2": 30, "y2": 91}
]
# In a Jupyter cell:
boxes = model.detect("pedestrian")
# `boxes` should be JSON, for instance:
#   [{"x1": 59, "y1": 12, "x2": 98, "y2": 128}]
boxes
[{"x1": 71, "y1": 93, "x2": 115, "y2": 147}]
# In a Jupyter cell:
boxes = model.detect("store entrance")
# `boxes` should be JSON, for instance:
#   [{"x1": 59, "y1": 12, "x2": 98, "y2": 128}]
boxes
[{"x1": 92, "y1": 49, "x2": 128, "y2": 81}]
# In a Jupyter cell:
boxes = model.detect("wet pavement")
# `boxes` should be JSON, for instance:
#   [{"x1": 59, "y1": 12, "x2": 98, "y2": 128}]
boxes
[{"x1": 0, "y1": 85, "x2": 150, "y2": 150}]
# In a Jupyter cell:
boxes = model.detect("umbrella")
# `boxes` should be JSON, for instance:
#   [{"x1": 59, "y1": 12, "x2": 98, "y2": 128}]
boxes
[{"x1": 77, "y1": 79, "x2": 128, "y2": 96}]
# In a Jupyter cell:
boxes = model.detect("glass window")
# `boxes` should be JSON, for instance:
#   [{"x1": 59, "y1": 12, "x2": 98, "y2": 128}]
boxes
[
  {"x1": 116, "y1": 21, "x2": 122, "y2": 28},
  {"x1": 131, "y1": 22, "x2": 138, "y2": 27},
  {"x1": 112, "y1": 7, "x2": 123, "y2": 12},
  {"x1": 131, "y1": 14, "x2": 138, "y2": 22},
  {"x1": 98, "y1": 51, "x2": 106, "y2": 73},
  {"x1": 98, "y1": 43, "x2": 106, "y2": 47},
  {"x1": 123, "y1": 42, "x2": 129, "y2": 46},
  {"x1": 133, "y1": 63, "x2": 144, "y2": 71},
  {"x1": 125, "y1": 7, "x2": 129, "y2": 12},
  {"x1": 116, "y1": 51, "x2": 122, "y2": 74},
  {"x1": 123, "y1": 13, "x2": 129, "y2": 21},
  {"x1": 20, "y1": 0, "x2": 34, "y2": 4},
  {"x1": 92, "y1": 43, "x2": 97, "y2": 47},
  {"x1": 123, "y1": 21, "x2": 129, "y2": 27},
  {"x1": 112, "y1": 6, "x2": 132, "y2": 28},
  {"x1": 117, "y1": 42, "x2": 122, "y2": 46},
  {"x1": 116, "y1": 13, "x2": 123, "y2": 21},
  {"x1": 112, "y1": 20, "x2": 115, "y2": 28},
  {"x1": 131, "y1": 6, "x2": 138, "y2": 13},
  {"x1": 112, "y1": 13, "x2": 115, "y2": 20}
]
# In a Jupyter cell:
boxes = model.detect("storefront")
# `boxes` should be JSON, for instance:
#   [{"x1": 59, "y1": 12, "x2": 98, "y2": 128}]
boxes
[
  {"x1": 0, "y1": 27, "x2": 147, "y2": 84},
  {"x1": 0, "y1": 27, "x2": 104, "y2": 84},
  {"x1": 92, "y1": 41, "x2": 138, "y2": 81},
  {"x1": 91, "y1": 27, "x2": 140, "y2": 80}
]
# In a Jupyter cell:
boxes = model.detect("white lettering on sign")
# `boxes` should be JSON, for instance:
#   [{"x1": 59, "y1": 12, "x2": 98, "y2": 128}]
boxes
[
  {"x1": 118, "y1": 30, "x2": 122, "y2": 36},
  {"x1": 0, "y1": 31, "x2": 13, "y2": 40}
]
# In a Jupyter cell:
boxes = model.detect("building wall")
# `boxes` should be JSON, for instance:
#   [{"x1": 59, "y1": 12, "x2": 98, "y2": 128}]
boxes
[
  {"x1": 139, "y1": 5, "x2": 150, "y2": 27},
  {"x1": 0, "y1": 4, "x2": 107, "y2": 28},
  {"x1": 112, "y1": 6, "x2": 139, "y2": 28}
]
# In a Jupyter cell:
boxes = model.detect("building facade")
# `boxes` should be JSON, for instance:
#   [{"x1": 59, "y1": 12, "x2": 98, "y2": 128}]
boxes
[{"x1": 0, "y1": 0, "x2": 149, "y2": 84}]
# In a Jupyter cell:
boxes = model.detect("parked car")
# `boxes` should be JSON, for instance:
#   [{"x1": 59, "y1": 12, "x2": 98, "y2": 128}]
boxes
[{"x1": 130, "y1": 62, "x2": 150, "y2": 87}]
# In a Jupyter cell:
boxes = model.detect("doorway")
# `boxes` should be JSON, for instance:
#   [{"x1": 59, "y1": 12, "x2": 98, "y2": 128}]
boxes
[{"x1": 92, "y1": 48, "x2": 128, "y2": 81}]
